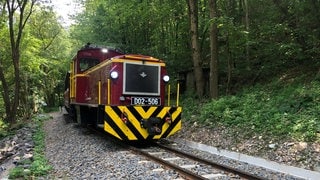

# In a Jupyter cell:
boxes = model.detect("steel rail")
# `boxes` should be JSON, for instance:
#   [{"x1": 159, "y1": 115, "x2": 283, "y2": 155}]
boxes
[
  {"x1": 87, "y1": 126, "x2": 207, "y2": 179},
  {"x1": 86, "y1": 126, "x2": 263, "y2": 179},
  {"x1": 129, "y1": 145, "x2": 208, "y2": 180},
  {"x1": 156, "y1": 142, "x2": 264, "y2": 180}
]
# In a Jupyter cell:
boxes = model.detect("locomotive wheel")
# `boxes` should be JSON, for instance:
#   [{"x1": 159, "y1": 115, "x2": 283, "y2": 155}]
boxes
[
  {"x1": 75, "y1": 105, "x2": 98, "y2": 127},
  {"x1": 75, "y1": 105, "x2": 87, "y2": 127},
  {"x1": 68, "y1": 105, "x2": 77, "y2": 123},
  {"x1": 87, "y1": 107, "x2": 98, "y2": 128}
]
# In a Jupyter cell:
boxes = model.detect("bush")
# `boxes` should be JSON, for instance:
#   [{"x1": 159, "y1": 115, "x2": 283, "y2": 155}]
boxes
[
  {"x1": 0, "y1": 119, "x2": 9, "y2": 138},
  {"x1": 183, "y1": 80, "x2": 320, "y2": 142}
]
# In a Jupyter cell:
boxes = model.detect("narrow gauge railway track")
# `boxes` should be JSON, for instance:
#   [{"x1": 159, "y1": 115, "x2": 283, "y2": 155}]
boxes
[
  {"x1": 131, "y1": 143, "x2": 263, "y2": 180},
  {"x1": 87, "y1": 126, "x2": 262, "y2": 179}
]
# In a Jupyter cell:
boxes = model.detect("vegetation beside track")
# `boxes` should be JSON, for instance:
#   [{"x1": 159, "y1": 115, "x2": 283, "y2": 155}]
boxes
[
  {"x1": 182, "y1": 75, "x2": 320, "y2": 143},
  {"x1": 8, "y1": 114, "x2": 52, "y2": 179}
]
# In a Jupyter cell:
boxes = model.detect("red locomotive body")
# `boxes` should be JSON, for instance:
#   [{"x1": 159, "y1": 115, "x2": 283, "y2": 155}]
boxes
[{"x1": 64, "y1": 44, "x2": 182, "y2": 141}]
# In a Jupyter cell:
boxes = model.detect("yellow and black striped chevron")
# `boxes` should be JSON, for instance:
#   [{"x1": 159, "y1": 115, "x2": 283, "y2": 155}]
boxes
[{"x1": 103, "y1": 105, "x2": 182, "y2": 141}]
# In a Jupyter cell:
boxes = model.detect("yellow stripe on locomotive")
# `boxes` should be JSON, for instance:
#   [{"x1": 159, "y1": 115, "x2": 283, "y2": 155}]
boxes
[{"x1": 104, "y1": 106, "x2": 182, "y2": 141}]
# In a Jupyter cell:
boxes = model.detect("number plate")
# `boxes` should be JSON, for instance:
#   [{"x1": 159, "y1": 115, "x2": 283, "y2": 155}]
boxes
[{"x1": 131, "y1": 97, "x2": 160, "y2": 106}]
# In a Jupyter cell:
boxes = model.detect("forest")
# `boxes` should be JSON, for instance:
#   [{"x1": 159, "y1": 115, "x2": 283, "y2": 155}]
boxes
[{"x1": 0, "y1": 0, "x2": 319, "y2": 142}]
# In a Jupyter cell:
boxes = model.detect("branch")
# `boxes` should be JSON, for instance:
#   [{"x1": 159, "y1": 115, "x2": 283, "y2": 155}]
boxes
[
  {"x1": 16, "y1": 0, "x2": 37, "y2": 50},
  {"x1": 43, "y1": 31, "x2": 60, "y2": 51}
]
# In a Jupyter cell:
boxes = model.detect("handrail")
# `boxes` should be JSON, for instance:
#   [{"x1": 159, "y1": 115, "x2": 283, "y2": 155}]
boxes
[
  {"x1": 167, "y1": 84, "x2": 171, "y2": 106},
  {"x1": 107, "y1": 79, "x2": 110, "y2": 105},
  {"x1": 176, "y1": 83, "x2": 180, "y2": 107},
  {"x1": 98, "y1": 81, "x2": 101, "y2": 104}
]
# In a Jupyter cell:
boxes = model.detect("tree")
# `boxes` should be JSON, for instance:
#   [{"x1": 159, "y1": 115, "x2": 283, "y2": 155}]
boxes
[
  {"x1": 187, "y1": 0, "x2": 204, "y2": 97},
  {"x1": 0, "y1": 1, "x2": 9, "y2": 119},
  {"x1": 243, "y1": 0, "x2": 249, "y2": 63},
  {"x1": 208, "y1": 0, "x2": 218, "y2": 99},
  {"x1": 69, "y1": 0, "x2": 320, "y2": 97},
  {"x1": 27, "y1": 6, "x2": 68, "y2": 108},
  {"x1": 71, "y1": 0, "x2": 191, "y2": 74},
  {"x1": 18, "y1": 4, "x2": 71, "y2": 116},
  {"x1": 0, "y1": 0, "x2": 37, "y2": 123}
]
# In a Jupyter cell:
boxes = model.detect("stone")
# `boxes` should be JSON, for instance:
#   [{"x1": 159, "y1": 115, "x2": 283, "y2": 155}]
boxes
[
  {"x1": 286, "y1": 142, "x2": 295, "y2": 146},
  {"x1": 24, "y1": 143, "x2": 34, "y2": 148},
  {"x1": 13, "y1": 156, "x2": 21, "y2": 162},
  {"x1": 268, "y1": 144, "x2": 277, "y2": 149},
  {"x1": 295, "y1": 142, "x2": 308, "y2": 151},
  {"x1": 312, "y1": 144, "x2": 320, "y2": 152},
  {"x1": 23, "y1": 153, "x2": 33, "y2": 159}
]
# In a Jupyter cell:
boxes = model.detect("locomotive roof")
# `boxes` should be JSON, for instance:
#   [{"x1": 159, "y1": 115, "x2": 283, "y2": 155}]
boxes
[
  {"x1": 79, "y1": 43, "x2": 123, "y2": 54},
  {"x1": 112, "y1": 54, "x2": 163, "y2": 62},
  {"x1": 75, "y1": 43, "x2": 164, "y2": 63}
]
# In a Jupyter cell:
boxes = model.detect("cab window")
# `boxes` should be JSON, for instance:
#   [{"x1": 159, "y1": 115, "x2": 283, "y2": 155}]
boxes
[{"x1": 79, "y1": 58, "x2": 99, "y2": 72}]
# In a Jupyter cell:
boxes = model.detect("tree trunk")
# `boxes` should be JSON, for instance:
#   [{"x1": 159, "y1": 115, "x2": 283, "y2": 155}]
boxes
[
  {"x1": 0, "y1": 62, "x2": 11, "y2": 120},
  {"x1": 187, "y1": 0, "x2": 204, "y2": 97},
  {"x1": 208, "y1": 0, "x2": 219, "y2": 99},
  {"x1": 2, "y1": 0, "x2": 36, "y2": 123},
  {"x1": 243, "y1": 0, "x2": 250, "y2": 64},
  {"x1": 226, "y1": 34, "x2": 232, "y2": 95}
]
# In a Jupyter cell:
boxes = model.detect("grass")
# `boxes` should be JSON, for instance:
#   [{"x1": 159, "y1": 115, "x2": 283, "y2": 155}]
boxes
[
  {"x1": 182, "y1": 79, "x2": 320, "y2": 142},
  {"x1": 0, "y1": 120, "x2": 9, "y2": 139},
  {"x1": 9, "y1": 114, "x2": 52, "y2": 178}
]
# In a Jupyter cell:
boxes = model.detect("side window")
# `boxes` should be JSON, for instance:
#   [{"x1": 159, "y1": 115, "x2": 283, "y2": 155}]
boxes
[
  {"x1": 64, "y1": 72, "x2": 70, "y2": 90},
  {"x1": 79, "y1": 58, "x2": 99, "y2": 72}
]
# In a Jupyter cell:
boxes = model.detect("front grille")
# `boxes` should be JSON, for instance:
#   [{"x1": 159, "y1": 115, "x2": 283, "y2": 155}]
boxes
[{"x1": 123, "y1": 63, "x2": 160, "y2": 95}]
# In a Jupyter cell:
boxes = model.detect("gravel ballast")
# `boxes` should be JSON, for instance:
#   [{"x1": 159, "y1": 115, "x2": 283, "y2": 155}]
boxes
[{"x1": 42, "y1": 112, "x2": 181, "y2": 179}]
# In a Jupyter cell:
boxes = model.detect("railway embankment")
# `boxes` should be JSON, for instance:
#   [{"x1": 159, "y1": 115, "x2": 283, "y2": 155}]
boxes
[
  {"x1": 173, "y1": 120, "x2": 320, "y2": 173},
  {"x1": 0, "y1": 111, "x2": 319, "y2": 179}
]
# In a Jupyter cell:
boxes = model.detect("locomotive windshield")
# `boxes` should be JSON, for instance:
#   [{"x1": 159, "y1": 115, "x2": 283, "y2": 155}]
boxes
[
  {"x1": 123, "y1": 62, "x2": 160, "y2": 96},
  {"x1": 79, "y1": 58, "x2": 100, "y2": 72}
]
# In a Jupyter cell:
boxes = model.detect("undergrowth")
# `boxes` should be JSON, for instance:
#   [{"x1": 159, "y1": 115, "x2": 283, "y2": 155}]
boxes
[
  {"x1": 9, "y1": 114, "x2": 52, "y2": 178},
  {"x1": 182, "y1": 79, "x2": 320, "y2": 142}
]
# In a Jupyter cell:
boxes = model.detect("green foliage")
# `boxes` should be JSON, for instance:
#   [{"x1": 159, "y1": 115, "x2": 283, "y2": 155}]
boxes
[
  {"x1": 30, "y1": 115, "x2": 52, "y2": 176},
  {"x1": 9, "y1": 114, "x2": 52, "y2": 178},
  {"x1": 1, "y1": 2, "x2": 72, "y2": 123},
  {"x1": 69, "y1": 0, "x2": 320, "y2": 97},
  {"x1": 43, "y1": 106, "x2": 60, "y2": 113},
  {"x1": 33, "y1": 114, "x2": 52, "y2": 122},
  {"x1": 71, "y1": 0, "x2": 190, "y2": 73},
  {"x1": 30, "y1": 130, "x2": 52, "y2": 176},
  {"x1": 0, "y1": 119, "x2": 9, "y2": 138},
  {"x1": 21, "y1": 5, "x2": 72, "y2": 109},
  {"x1": 8, "y1": 167, "x2": 28, "y2": 179},
  {"x1": 183, "y1": 80, "x2": 320, "y2": 142},
  {"x1": 180, "y1": 96, "x2": 201, "y2": 122}
]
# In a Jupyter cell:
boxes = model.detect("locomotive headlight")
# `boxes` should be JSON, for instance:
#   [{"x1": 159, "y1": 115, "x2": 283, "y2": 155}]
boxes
[
  {"x1": 163, "y1": 75, "x2": 170, "y2": 82},
  {"x1": 110, "y1": 71, "x2": 119, "y2": 79},
  {"x1": 101, "y1": 48, "x2": 108, "y2": 53}
]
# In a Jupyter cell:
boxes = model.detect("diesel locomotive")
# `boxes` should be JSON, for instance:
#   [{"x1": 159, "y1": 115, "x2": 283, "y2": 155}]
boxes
[{"x1": 64, "y1": 44, "x2": 182, "y2": 141}]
